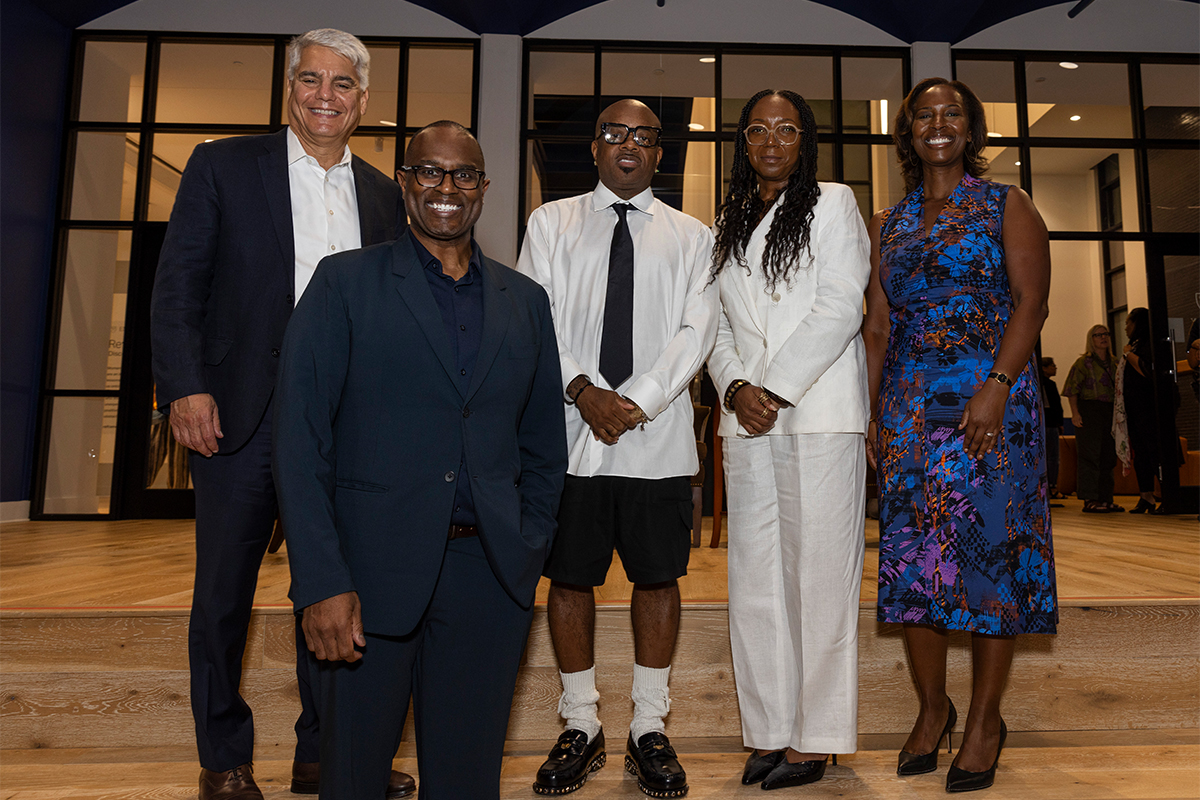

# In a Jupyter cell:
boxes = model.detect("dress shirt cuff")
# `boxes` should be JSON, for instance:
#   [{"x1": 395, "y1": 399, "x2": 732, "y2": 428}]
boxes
[{"x1": 625, "y1": 376, "x2": 669, "y2": 422}]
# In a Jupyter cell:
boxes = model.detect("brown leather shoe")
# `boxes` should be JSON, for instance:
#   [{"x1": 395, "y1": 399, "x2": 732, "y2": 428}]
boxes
[
  {"x1": 290, "y1": 760, "x2": 416, "y2": 798},
  {"x1": 199, "y1": 764, "x2": 264, "y2": 800}
]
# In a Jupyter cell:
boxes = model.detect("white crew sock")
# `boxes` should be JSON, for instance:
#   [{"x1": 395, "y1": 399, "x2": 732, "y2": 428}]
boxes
[
  {"x1": 630, "y1": 663, "x2": 671, "y2": 744},
  {"x1": 557, "y1": 667, "x2": 601, "y2": 742}
]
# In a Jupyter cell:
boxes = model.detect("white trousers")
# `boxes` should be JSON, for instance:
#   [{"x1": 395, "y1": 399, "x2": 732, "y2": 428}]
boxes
[{"x1": 724, "y1": 433, "x2": 865, "y2": 754}]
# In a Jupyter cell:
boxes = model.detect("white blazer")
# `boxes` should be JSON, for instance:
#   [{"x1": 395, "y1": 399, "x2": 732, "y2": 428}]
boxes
[{"x1": 708, "y1": 182, "x2": 871, "y2": 437}]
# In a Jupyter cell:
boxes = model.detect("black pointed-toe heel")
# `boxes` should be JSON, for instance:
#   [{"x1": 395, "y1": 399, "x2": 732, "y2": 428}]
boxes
[
  {"x1": 760, "y1": 755, "x2": 832, "y2": 790},
  {"x1": 741, "y1": 750, "x2": 784, "y2": 785},
  {"x1": 945, "y1": 718, "x2": 1007, "y2": 793},
  {"x1": 897, "y1": 699, "x2": 957, "y2": 776}
]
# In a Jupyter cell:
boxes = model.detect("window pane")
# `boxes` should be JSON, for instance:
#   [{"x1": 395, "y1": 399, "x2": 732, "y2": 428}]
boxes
[
  {"x1": 1025, "y1": 61, "x2": 1132, "y2": 138},
  {"x1": 54, "y1": 230, "x2": 132, "y2": 391},
  {"x1": 349, "y1": 134, "x2": 397, "y2": 178},
  {"x1": 407, "y1": 46, "x2": 473, "y2": 128},
  {"x1": 1148, "y1": 147, "x2": 1199, "y2": 232},
  {"x1": 1041, "y1": 239, "x2": 1122, "y2": 390},
  {"x1": 601, "y1": 52, "x2": 715, "y2": 138},
  {"x1": 157, "y1": 42, "x2": 273, "y2": 124},
  {"x1": 43, "y1": 396, "x2": 119, "y2": 514},
  {"x1": 1142, "y1": 63, "x2": 1200, "y2": 139},
  {"x1": 1164, "y1": 254, "x2": 1200, "y2": 452},
  {"x1": 680, "y1": 141, "x2": 716, "y2": 226},
  {"x1": 1028, "y1": 148, "x2": 1140, "y2": 232},
  {"x1": 722, "y1": 56, "x2": 833, "y2": 133},
  {"x1": 147, "y1": 133, "x2": 235, "y2": 222},
  {"x1": 69, "y1": 131, "x2": 138, "y2": 221},
  {"x1": 527, "y1": 138, "x2": 596, "y2": 210},
  {"x1": 955, "y1": 59, "x2": 1018, "y2": 137},
  {"x1": 146, "y1": 398, "x2": 192, "y2": 490},
  {"x1": 363, "y1": 46, "x2": 400, "y2": 128},
  {"x1": 842, "y1": 57, "x2": 904, "y2": 136},
  {"x1": 844, "y1": 143, "x2": 905, "y2": 221},
  {"x1": 528, "y1": 51, "x2": 594, "y2": 133},
  {"x1": 77, "y1": 40, "x2": 145, "y2": 123}
]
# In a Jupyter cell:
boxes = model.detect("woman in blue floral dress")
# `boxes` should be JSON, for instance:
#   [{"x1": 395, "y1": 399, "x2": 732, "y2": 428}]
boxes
[{"x1": 864, "y1": 77, "x2": 1057, "y2": 793}]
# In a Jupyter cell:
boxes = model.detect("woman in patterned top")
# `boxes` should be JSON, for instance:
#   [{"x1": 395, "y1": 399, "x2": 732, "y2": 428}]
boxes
[
  {"x1": 1063, "y1": 324, "x2": 1122, "y2": 513},
  {"x1": 863, "y1": 77, "x2": 1057, "y2": 793}
]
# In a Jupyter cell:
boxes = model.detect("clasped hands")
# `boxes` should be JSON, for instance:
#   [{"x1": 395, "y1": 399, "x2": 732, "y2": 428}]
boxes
[
  {"x1": 731, "y1": 383, "x2": 789, "y2": 436},
  {"x1": 577, "y1": 385, "x2": 645, "y2": 445}
]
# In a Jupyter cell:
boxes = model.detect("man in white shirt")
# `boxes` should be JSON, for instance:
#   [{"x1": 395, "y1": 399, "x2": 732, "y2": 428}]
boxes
[
  {"x1": 151, "y1": 29, "x2": 411, "y2": 800},
  {"x1": 517, "y1": 99, "x2": 718, "y2": 798}
]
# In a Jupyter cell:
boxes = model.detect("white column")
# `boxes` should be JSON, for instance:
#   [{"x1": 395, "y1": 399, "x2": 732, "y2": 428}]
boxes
[
  {"x1": 910, "y1": 41, "x2": 953, "y2": 83},
  {"x1": 475, "y1": 33, "x2": 522, "y2": 266}
]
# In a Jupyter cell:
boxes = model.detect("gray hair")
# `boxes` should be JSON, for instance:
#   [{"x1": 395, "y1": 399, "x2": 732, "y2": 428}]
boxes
[{"x1": 286, "y1": 28, "x2": 371, "y2": 90}]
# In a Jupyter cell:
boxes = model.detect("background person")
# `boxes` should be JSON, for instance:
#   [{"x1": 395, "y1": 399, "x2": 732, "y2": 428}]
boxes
[
  {"x1": 706, "y1": 88, "x2": 869, "y2": 791},
  {"x1": 1040, "y1": 357, "x2": 1065, "y2": 500},
  {"x1": 1121, "y1": 307, "x2": 1164, "y2": 513},
  {"x1": 864, "y1": 77, "x2": 1057, "y2": 794},
  {"x1": 1063, "y1": 325, "x2": 1123, "y2": 513}
]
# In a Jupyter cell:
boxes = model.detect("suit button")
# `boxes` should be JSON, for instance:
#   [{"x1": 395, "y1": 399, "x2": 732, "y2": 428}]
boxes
[
  {"x1": 444, "y1": 471, "x2": 455, "y2": 482},
  {"x1": 271, "y1": 348, "x2": 280, "y2": 357},
  {"x1": 462, "y1": 407, "x2": 471, "y2": 418},
  {"x1": 286, "y1": 294, "x2": 294, "y2": 303},
  {"x1": 772, "y1": 292, "x2": 781, "y2": 302}
]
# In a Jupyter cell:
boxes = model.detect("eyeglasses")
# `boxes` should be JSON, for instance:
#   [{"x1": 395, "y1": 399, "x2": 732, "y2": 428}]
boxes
[
  {"x1": 1093, "y1": 332, "x2": 1111, "y2": 338},
  {"x1": 744, "y1": 124, "x2": 802, "y2": 146},
  {"x1": 596, "y1": 122, "x2": 663, "y2": 148},
  {"x1": 398, "y1": 165, "x2": 485, "y2": 190}
]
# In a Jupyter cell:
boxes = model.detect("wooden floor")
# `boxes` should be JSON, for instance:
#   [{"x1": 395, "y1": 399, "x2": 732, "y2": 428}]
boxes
[{"x1": 1, "y1": 496, "x2": 1195, "y2": 611}]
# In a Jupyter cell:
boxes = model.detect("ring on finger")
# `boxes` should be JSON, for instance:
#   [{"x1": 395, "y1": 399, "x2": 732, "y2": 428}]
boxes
[
  {"x1": 985, "y1": 432, "x2": 995, "y2": 437},
  {"x1": 760, "y1": 408, "x2": 769, "y2": 418},
  {"x1": 757, "y1": 392, "x2": 770, "y2": 406}
]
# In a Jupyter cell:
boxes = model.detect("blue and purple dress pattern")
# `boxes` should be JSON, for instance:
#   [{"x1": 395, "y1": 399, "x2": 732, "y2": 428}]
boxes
[{"x1": 876, "y1": 175, "x2": 1057, "y2": 635}]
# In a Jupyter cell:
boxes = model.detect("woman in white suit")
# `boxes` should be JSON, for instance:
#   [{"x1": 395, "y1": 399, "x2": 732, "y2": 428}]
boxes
[{"x1": 707, "y1": 89, "x2": 871, "y2": 790}]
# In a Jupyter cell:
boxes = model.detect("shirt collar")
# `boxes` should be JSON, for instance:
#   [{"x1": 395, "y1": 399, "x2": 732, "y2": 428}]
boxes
[
  {"x1": 286, "y1": 126, "x2": 353, "y2": 169},
  {"x1": 592, "y1": 182, "x2": 655, "y2": 215},
  {"x1": 410, "y1": 232, "x2": 483, "y2": 280}
]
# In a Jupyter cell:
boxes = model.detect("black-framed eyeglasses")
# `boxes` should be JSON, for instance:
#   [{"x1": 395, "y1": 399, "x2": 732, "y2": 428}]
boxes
[
  {"x1": 596, "y1": 122, "x2": 663, "y2": 148},
  {"x1": 398, "y1": 165, "x2": 486, "y2": 190},
  {"x1": 1093, "y1": 332, "x2": 1111, "y2": 338},
  {"x1": 744, "y1": 124, "x2": 802, "y2": 146}
]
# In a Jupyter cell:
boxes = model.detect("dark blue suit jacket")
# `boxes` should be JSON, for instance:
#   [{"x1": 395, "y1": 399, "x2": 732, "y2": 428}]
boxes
[
  {"x1": 150, "y1": 128, "x2": 401, "y2": 452},
  {"x1": 272, "y1": 232, "x2": 567, "y2": 636}
]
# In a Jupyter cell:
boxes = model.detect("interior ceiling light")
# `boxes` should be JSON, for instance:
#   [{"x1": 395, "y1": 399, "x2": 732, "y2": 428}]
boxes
[
  {"x1": 1070, "y1": 114, "x2": 1082, "y2": 121},
  {"x1": 380, "y1": 120, "x2": 397, "y2": 127},
  {"x1": 1015, "y1": 161, "x2": 1022, "y2": 166},
  {"x1": 699, "y1": 57, "x2": 716, "y2": 63},
  {"x1": 987, "y1": 132, "x2": 1002, "y2": 138},
  {"x1": 1059, "y1": 61, "x2": 1079, "y2": 69},
  {"x1": 688, "y1": 122, "x2": 705, "y2": 130}
]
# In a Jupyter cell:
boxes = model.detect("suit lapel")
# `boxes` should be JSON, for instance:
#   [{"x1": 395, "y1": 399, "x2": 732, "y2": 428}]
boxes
[
  {"x1": 260, "y1": 128, "x2": 294, "y2": 271},
  {"x1": 391, "y1": 235, "x2": 460, "y2": 390},
  {"x1": 466, "y1": 257, "x2": 512, "y2": 402},
  {"x1": 352, "y1": 158, "x2": 394, "y2": 246}
]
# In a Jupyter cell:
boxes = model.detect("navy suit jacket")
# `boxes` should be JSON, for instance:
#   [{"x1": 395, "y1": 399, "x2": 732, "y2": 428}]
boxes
[
  {"x1": 151, "y1": 127, "x2": 401, "y2": 452},
  {"x1": 272, "y1": 232, "x2": 568, "y2": 636}
]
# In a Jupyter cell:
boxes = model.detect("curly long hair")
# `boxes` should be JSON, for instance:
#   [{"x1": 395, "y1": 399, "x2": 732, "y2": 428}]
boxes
[
  {"x1": 893, "y1": 77, "x2": 990, "y2": 194},
  {"x1": 711, "y1": 89, "x2": 820, "y2": 290}
]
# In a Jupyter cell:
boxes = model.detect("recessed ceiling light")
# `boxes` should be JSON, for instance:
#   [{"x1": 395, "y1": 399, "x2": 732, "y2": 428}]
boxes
[
  {"x1": 380, "y1": 120, "x2": 397, "y2": 127},
  {"x1": 699, "y1": 57, "x2": 716, "y2": 64},
  {"x1": 987, "y1": 132, "x2": 1002, "y2": 138},
  {"x1": 1015, "y1": 161, "x2": 1022, "y2": 166},
  {"x1": 1059, "y1": 61, "x2": 1079, "y2": 69},
  {"x1": 1069, "y1": 114, "x2": 1081, "y2": 121},
  {"x1": 688, "y1": 122, "x2": 705, "y2": 130}
]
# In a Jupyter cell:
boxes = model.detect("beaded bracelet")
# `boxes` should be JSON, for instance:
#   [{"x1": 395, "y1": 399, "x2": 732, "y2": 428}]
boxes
[{"x1": 723, "y1": 379, "x2": 751, "y2": 412}]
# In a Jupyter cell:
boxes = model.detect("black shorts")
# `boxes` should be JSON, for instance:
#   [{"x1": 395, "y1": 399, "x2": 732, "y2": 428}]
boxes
[{"x1": 544, "y1": 475, "x2": 692, "y2": 586}]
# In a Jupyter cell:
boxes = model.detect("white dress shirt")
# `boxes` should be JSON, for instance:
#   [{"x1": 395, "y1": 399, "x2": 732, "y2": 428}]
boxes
[
  {"x1": 517, "y1": 182, "x2": 718, "y2": 479},
  {"x1": 707, "y1": 182, "x2": 871, "y2": 437},
  {"x1": 287, "y1": 127, "x2": 361, "y2": 304}
]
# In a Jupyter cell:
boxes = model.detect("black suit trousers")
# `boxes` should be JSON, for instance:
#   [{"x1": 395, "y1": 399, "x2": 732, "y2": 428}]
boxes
[
  {"x1": 312, "y1": 536, "x2": 534, "y2": 799},
  {"x1": 188, "y1": 402, "x2": 319, "y2": 769}
]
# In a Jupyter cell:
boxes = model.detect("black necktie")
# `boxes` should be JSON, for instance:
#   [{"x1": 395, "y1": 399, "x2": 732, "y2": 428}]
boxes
[{"x1": 600, "y1": 203, "x2": 634, "y2": 388}]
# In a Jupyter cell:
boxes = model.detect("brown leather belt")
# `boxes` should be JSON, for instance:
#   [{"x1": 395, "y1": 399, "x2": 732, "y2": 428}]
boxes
[{"x1": 448, "y1": 524, "x2": 478, "y2": 540}]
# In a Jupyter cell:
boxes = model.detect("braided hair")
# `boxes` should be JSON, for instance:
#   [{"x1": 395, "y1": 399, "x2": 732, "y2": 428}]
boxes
[{"x1": 711, "y1": 89, "x2": 820, "y2": 290}]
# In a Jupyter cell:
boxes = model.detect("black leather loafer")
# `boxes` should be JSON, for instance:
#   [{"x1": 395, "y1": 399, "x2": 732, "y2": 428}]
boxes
[
  {"x1": 624, "y1": 732, "x2": 689, "y2": 797},
  {"x1": 742, "y1": 750, "x2": 785, "y2": 785},
  {"x1": 760, "y1": 756, "x2": 829, "y2": 790},
  {"x1": 533, "y1": 729, "x2": 606, "y2": 795},
  {"x1": 946, "y1": 719, "x2": 1007, "y2": 793},
  {"x1": 290, "y1": 761, "x2": 415, "y2": 797}
]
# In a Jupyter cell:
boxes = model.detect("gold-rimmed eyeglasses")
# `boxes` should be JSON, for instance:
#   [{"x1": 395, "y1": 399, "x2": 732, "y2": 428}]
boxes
[{"x1": 744, "y1": 123, "x2": 802, "y2": 146}]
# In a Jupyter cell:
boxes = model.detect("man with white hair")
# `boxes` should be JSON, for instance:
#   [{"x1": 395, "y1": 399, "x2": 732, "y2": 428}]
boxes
[{"x1": 151, "y1": 28, "x2": 412, "y2": 800}]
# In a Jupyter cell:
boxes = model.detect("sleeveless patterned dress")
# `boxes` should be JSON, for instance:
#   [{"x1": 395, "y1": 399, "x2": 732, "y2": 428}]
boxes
[{"x1": 876, "y1": 175, "x2": 1057, "y2": 635}]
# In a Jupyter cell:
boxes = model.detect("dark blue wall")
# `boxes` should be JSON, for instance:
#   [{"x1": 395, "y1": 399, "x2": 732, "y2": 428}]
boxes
[{"x1": 1, "y1": 1, "x2": 72, "y2": 503}]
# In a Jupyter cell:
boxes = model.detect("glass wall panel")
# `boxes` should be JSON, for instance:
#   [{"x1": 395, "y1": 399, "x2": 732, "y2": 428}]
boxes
[
  {"x1": 1148, "y1": 147, "x2": 1200, "y2": 232},
  {"x1": 54, "y1": 230, "x2": 132, "y2": 391},
  {"x1": 148, "y1": 133, "x2": 234, "y2": 221},
  {"x1": 157, "y1": 42, "x2": 273, "y2": 124},
  {"x1": 601, "y1": 52, "x2": 715, "y2": 138},
  {"x1": 1041, "y1": 239, "x2": 1113, "y2": 401},
  {"x1": 1142, "y1": 63, "x2": 1200, "y2": 139},
  {"x1": 1028, "y1": 148, "x2": 1139, "y2": 232},
  {"x1": 842, "y1": 57, "x2": 904, "y2": 136},
  {"x1": 955, "y1": 59, "x2": 1018, "y2": 137},
  {"x1": 407, "y1": 46, "x2": 473, "y2": 128},
  {"x1": 349, "y1": 134, "x2": 397, "y2": 177},
  {"x1": 69, "y1": 131, "x2": 138, "y2": 220},
  {"x1": 43, "y1": 396, "x2": 119, "y2": 514},
  {"x1": 1025, "y1": 61, "x2": 1132, "y2": 138},
  {"x1": 78, "y1": 40, "x2": 145, "y2": 123},
  {"x1": 527, "y1": 138, "x2": 597, "y2": 211},
  {"x1": 679, "y1": 141, "x2": 716, "y2": 226},
  {"x1": 1164, "y1": 254, "x2": 1199, "y2": 451},
  {"x1": 722, "y1": 56, "x2": 833, "y2": 133},
  {"x1": 528, "y1": 51, "x2": 594, "y2": 133},
  {"x1": 845, "y1": 143, "x2": 905, "y2": 221},
  {"x1": 363, "y1": 46, "x2": 400, "y2": 128}
]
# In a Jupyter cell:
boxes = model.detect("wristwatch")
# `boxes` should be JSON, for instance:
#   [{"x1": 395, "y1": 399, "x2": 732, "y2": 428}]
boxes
[{"x1": 988, "y1": 371, "x2": 1012, "y2": 387}]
